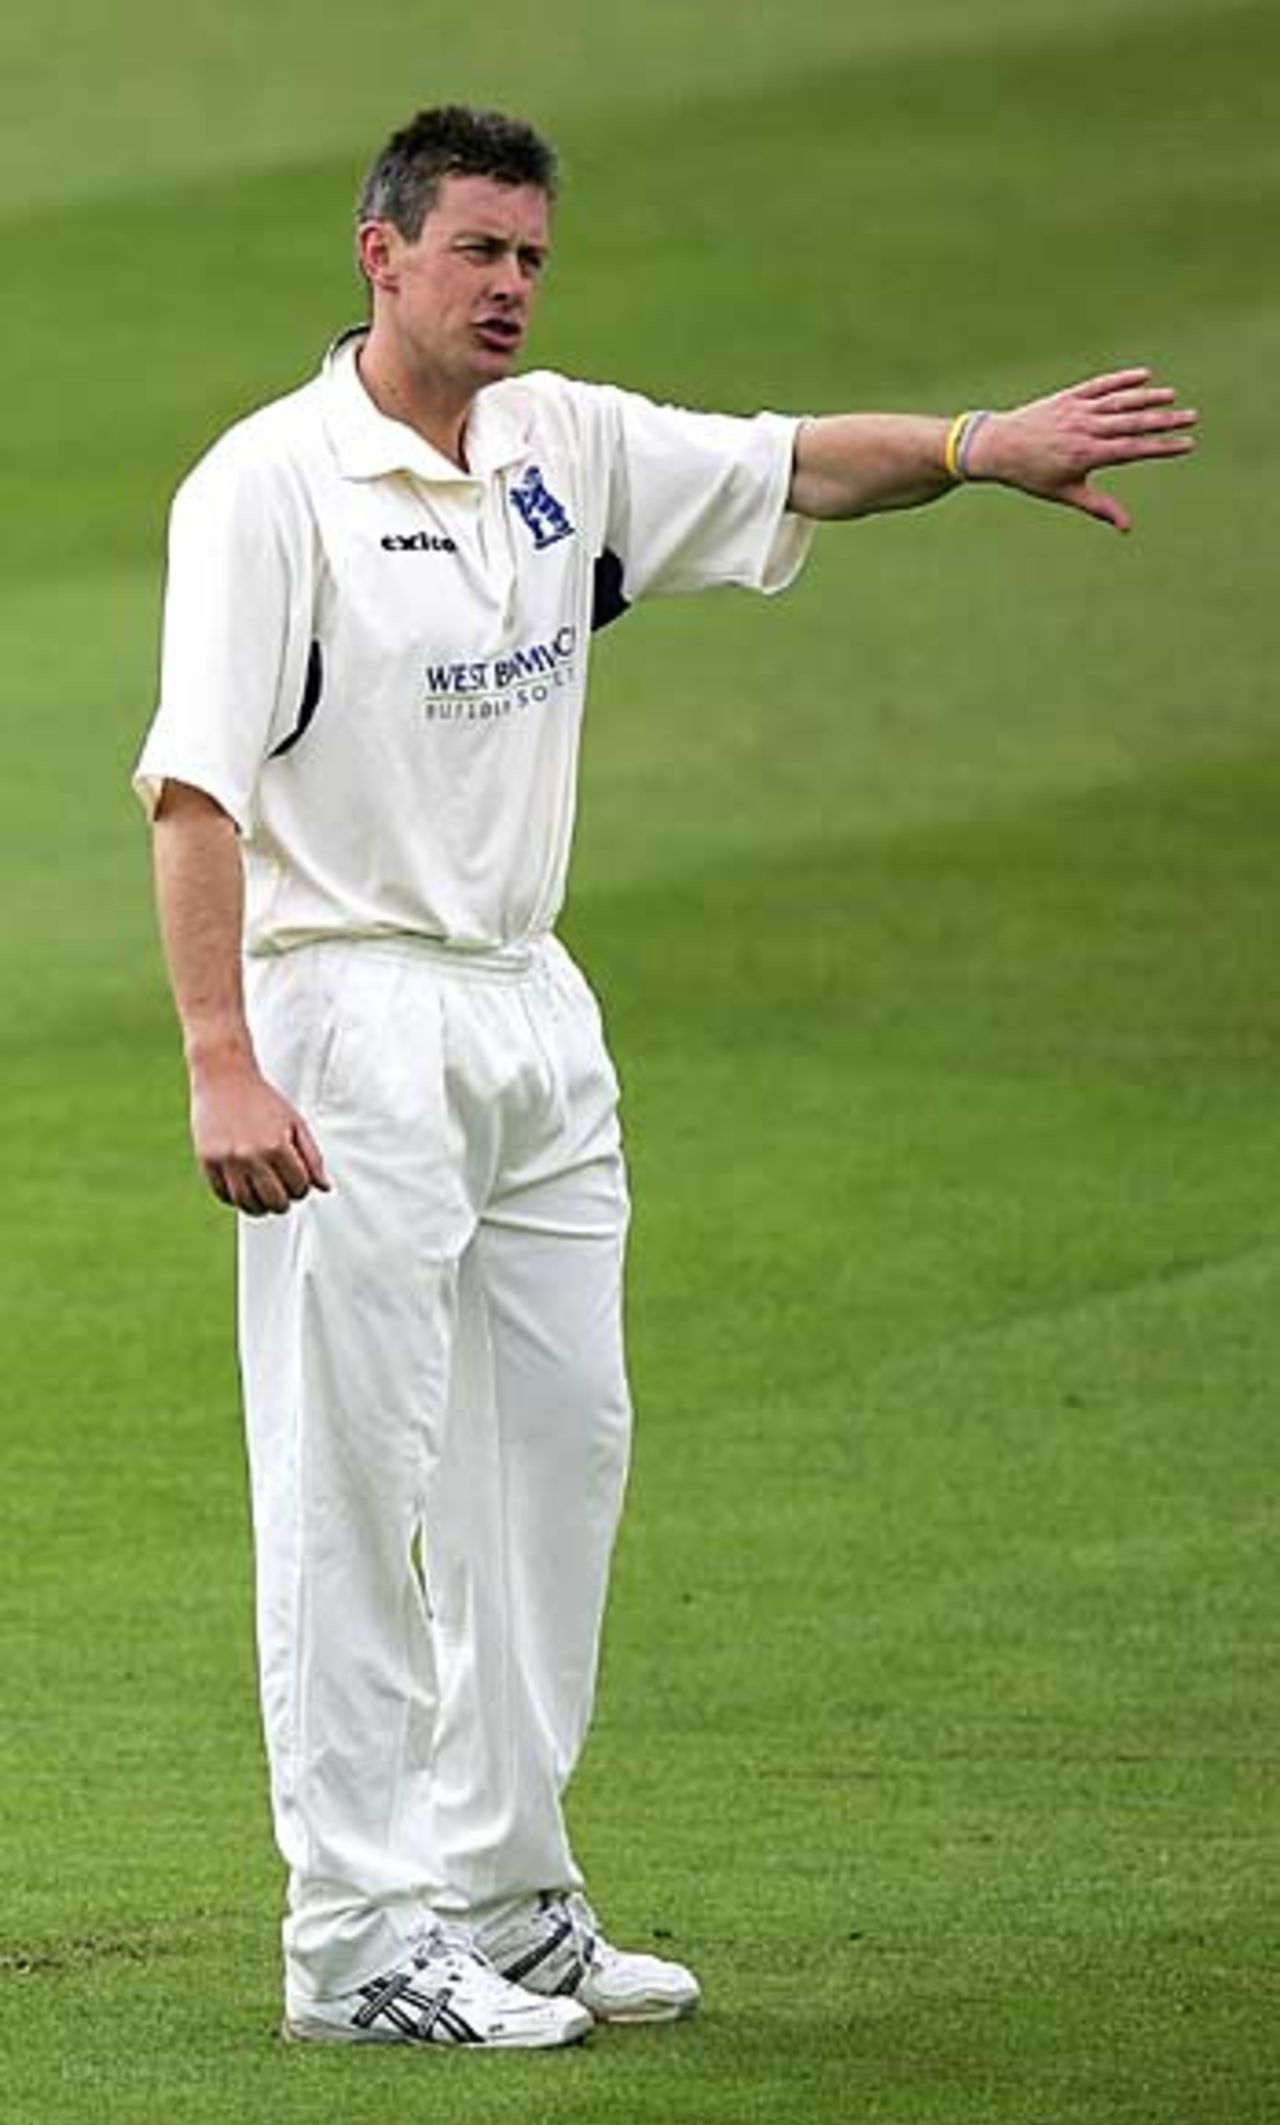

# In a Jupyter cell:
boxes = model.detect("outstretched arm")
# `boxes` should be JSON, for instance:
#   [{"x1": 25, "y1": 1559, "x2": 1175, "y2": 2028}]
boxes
[{"x1": 789, "y1": 367, "x2": 1197, "y2": 534}]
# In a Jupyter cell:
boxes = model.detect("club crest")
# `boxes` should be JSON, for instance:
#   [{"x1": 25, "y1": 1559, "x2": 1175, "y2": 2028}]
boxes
[{"x1": 509, "y1": 465, "x2": 575, "y2": 550}]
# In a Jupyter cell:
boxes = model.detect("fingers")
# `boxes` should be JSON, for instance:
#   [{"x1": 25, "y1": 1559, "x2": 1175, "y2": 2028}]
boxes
[
  {"x1": 1090, "y1": 395, "x2": 1197, "y2": 439},
  {"x1": 1072, "y1": 374, "x2": 1197, "y2": 444},
  {"x1": 192, "y1": 1068, "x2": 332, "y2": 1217},
  {"x1": 1074, "y1": 366, "x2": 1156, "y2": 400},
  {"x1": 1074, "y1": 374, "x2": 1198, "y2": 455},
  {"x1": 1031, "y1": 371, "x2": 1198, "y2": 528},
  {"x1": 198, "y1": 1116, "x2": 331, "y2": 1216},
  {"x1": 1092, "y1": 399, "x2": 1192, "y2": 438},
  {"x1": 293, "y1": 1115, "x2": 332, "y2": 1194},
  {"x1": 203, "y1": 1143, "x2": 319, "y2": 1216},
  {"x1": 1096, "y1": 431, "x2": 1197, "y2": 466},
  {"x1": 988, "y1": 363, "x2": 1195, "y2": 533},
  {"x1": 1089, "y1": 383, "x2": 1179, "y2": 416},
  {"x1": 1092, "y1": 419, "x2": 1197, "y2": 449},
  {"x1": 1059, "y1": 480, "x2": 1132, "y2": 535},
  {"x1": 1086, "y1": 417, "x2": 1197, "y2": 477}
]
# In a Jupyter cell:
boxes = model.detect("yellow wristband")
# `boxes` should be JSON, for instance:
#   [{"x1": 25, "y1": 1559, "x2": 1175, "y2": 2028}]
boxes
[
  {"x1": 945, "y1": 409, "x2": 993, "y2": 482},
  {"x1": 944, "y1": 412, "x2": 972, "y2": 482}
]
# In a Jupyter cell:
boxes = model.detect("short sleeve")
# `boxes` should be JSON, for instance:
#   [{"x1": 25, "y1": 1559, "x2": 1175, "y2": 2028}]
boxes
[
  {"x1": 134, "y1": 436, "x2": 316, "y2": 830},
  {"x1": 597, "y1": 385, "x2": 814, "y2": 605}
]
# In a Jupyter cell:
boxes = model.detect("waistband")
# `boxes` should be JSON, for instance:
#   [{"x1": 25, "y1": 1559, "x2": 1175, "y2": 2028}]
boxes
[{"x1": 253, "y1": 930, "x2": 559, "y2": 983}]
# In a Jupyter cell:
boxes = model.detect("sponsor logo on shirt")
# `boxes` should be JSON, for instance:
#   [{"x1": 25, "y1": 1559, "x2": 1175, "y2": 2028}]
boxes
[
  {"x1": 508, "y1": 466, "x2": 575, "y2": 550},
  {"x1": 422, "y1": 626, "x2": 579, "y2": 725},
  {"x1": 381, "y1": 531, "x2": 458, "y2": 552}
]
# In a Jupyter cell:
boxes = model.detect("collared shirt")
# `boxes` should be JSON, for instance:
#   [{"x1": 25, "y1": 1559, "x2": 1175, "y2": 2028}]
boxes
[{"x1": 135, "y1": 334, "x2": 813, "y2": 953}]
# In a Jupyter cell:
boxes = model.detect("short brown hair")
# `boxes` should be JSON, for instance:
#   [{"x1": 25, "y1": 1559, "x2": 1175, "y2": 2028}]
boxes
[{"x1": 356, "y1": 104, "x2": 558, "y2": 238}]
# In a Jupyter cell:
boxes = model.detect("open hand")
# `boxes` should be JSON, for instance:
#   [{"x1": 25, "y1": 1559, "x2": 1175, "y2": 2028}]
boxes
[{"x1": 968, "y1": 368, "x2": 1198, "y2": 532}]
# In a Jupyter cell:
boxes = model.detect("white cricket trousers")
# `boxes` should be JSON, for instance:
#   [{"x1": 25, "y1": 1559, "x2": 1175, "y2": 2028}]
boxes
[{"x1": 237, "y1": 934, "x2": 633, "y2": 2011}]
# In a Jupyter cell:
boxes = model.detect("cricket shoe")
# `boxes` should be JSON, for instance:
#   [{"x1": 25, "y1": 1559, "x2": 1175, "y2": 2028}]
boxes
[
  {"x1": 282, "y1": 1919, "x2": 593, "y2": 2048},
  {"x1": 478, "y1": 1892, "x2": 701, "y2": 2025}
]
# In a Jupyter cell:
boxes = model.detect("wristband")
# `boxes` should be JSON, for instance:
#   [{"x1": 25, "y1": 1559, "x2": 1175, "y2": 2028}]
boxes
[{"x1": 944, "y1": 408, "x2": 992, "y2": 482}]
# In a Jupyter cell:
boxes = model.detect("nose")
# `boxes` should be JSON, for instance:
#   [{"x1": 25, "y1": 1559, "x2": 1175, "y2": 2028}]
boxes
[{"x1": 493, "y1": 247, "x2": 532, "y2": 303}]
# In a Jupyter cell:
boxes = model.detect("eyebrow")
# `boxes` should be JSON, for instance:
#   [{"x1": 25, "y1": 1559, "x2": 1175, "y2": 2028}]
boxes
[{"x1": 451, "y1": 228, "x2": 549, "y2": 256}]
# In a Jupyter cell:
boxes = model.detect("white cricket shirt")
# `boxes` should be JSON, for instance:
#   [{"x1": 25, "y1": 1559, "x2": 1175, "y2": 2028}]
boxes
[{"x1": 136, "y1": 333, "x2": 813, "y2": 953}]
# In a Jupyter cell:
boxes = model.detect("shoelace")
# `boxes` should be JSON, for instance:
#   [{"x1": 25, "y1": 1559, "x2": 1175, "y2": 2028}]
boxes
[
  {"x1": 408, "y1": 1918, "x2": 498, "y2": 1977},
  {"x1": 558, "y1": 1892, "x2": 603, "y2": 1975}
]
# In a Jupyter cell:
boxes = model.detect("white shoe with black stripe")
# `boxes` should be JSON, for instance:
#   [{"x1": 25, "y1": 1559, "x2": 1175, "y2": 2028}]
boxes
[
  {"x1": 282, "y1": 1920, "x2": 593, "y2": 2048},
  {"x1": 478, "y1": 1892, "x2": 701, "y2": 2024}
]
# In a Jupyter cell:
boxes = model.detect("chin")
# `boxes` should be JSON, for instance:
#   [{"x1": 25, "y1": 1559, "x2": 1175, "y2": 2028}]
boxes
[
  {"x1": 470, "y1": 331, "x2": 523, "y2": 372},
  {"x1": 473, "y1": 356, "x2": 519, "y2": 391}
]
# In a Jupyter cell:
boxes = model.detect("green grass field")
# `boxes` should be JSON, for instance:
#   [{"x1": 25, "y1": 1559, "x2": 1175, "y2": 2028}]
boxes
[{"x1": 2, "y1": 2, "x2": 1277, "y2": 2119}]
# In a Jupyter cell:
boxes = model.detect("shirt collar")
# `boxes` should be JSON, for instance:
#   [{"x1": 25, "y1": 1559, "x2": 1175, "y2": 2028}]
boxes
[{"x1": 320, "y1": 327, "x2": 531, "y2": 483}]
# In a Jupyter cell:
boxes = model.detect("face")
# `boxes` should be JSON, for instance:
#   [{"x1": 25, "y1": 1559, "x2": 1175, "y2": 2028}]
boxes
[{"x1": 360, "y1": 173, "x2": 552, "y2": 397}]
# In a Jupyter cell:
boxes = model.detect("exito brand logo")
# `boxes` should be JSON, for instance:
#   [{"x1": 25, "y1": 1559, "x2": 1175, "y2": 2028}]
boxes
[
  {"x1": 381, "y1": 530, "x2": 458, "y2": 553},
  {"x1": 422, "y1": 627, "x2": 579, "y2": 725}
]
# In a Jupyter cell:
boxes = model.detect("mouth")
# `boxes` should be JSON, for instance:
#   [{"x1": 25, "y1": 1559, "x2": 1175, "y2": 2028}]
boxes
[{"x1": 473, "y1": 314, "x2": 523, "y2": 355}]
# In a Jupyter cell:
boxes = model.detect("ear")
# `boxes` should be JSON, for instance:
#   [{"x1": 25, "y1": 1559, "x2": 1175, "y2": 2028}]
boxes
[{"x1": 357, "y1": 220, "x2": 401, "y2": 292}]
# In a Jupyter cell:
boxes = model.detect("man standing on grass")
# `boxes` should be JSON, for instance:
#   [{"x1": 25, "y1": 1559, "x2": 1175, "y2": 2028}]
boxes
[{"x1": 135, "y1": 103, "x2": 1195, "y2": 2051}]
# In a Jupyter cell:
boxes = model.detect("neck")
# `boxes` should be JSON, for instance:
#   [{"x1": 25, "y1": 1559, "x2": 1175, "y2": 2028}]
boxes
[{"x1": 355, "y1": 332, "x2": 473, "y2": 469}]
